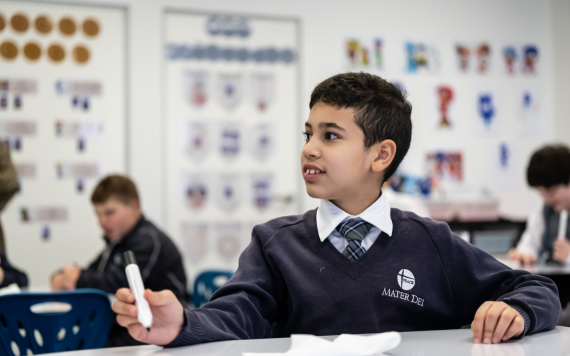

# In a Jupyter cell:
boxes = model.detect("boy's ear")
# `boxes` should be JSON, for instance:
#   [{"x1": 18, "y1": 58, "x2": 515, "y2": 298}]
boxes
[{"x1": 370, "y1": 139, "x2": 397, "y2": 173}]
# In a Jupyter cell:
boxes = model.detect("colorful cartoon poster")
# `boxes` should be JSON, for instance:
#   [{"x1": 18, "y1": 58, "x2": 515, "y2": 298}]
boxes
[
  {"x1": 430, "y1": 83, "x2": 457, "y2": 130},
  {"x1": 493, "y1": 142, "x2": 518, "y2": 188},
  {"x1": 514, "y1": 88, "x2": 541, "y2": 134},
  {"x1": 345, "y1": 38, "x2": 383, "y2": 69},
  {"x1": 405, "y1": 42, "x2": 439, "y2": 73},
  {"x1": 473, "y1": 88, "x2": 500, "y2": 133},
  {"x1": 183, "y1": 172, "x2": 209, "y2": 209},
  {"x1": 425, "y1": 151, "x2": 463, "y2": 190},
  {"x1": 502, "y1": 46, "x2": 518, "y2": 75},
  {"x1": 455, "y1": 42, "x2": 491, "y2": 74},
  {"x1": 521, "y1": 44, "x2": 539, "y2": 75},
  {"x1": 215, "y1": 223, "x2": 242, "y2": 262},
  {"x1": 181, "y1": 222, "x2": 208, "y2": 265},
  {"x1": 501, "y1": 44, "x2": 539, "y2": 76},
  {"x1": 184, "y1": 71, "x2": 208, "y2": 109}
]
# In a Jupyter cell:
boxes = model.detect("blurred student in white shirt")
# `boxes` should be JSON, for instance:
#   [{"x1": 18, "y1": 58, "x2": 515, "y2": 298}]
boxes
[{"x1": 509, "y1": 145, "x2": 570, "y2": 266}]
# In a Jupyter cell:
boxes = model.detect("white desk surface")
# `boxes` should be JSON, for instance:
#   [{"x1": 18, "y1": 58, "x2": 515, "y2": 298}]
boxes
[
  {"x1": 494, "y1": 255, "x2": 570, "y2": 275},
  {"x1": 50, "y1": 327, "x2": 570, "y2": 356}
]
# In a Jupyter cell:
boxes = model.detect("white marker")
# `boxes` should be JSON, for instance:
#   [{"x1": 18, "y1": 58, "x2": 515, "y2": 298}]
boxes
[
  {"x1": 558, "y1": 210, "x2": 568, "y2": 241},
  {"x1": 124, "y1": 251, "x2": 153, "y2": 331}
]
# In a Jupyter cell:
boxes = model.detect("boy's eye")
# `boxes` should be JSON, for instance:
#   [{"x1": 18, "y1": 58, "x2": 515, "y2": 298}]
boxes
[
  {"x1": 302, "y1": 131, "x2": 312, "y2": 142},
  {"x1": 324, "y1": 132, "x2": 340, "y2": 140}
]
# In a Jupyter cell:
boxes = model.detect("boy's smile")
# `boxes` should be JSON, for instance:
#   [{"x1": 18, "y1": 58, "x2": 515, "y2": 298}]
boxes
[{"x1": 301, "y1": 102, "x2": 395, "y2": 215}]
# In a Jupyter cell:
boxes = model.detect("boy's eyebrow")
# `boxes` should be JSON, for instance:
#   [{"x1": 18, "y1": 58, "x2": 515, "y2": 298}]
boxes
[{"x1": 319, "y1": 122, "x2": 346, "y2": 131}]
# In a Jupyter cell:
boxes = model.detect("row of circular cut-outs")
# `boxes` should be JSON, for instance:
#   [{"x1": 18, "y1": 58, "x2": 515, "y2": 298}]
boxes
[
  {"x1": 0, "y1": 13, "x2": 99, "y2": 37},
  {"x1": 0, "y1": 41, "x2": 90, "y2": 63}
]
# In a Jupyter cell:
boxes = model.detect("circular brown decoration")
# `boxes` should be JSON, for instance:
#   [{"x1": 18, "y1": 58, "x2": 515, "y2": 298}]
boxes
[
  {"x1": 47, "y1": 44, "x2": 65, "y2": 62},
  {"x1": 35, "y1": 15, "x2": 52, "y2": 34},
  {"x1": 11, "y1": 13, "x2": 29, "y2": 33},
  {"x1": 72, "y1": 45, "x2": 89, "y2": 64},
  {"x1": 0, "y1": 13, "x2": 5, "y2": 32},
  {"x1": 23, "y1": 42, "x2": 41, "y2": 60},
  {"x1": 0, "y1": 41, "x2": 18, "y2": 60},
  {"x1": 82, "y1": 18, "x2": 99, "y2": 37},
  {"x1": 59, "y1": 17, "x2": 76, "y2": 35}
]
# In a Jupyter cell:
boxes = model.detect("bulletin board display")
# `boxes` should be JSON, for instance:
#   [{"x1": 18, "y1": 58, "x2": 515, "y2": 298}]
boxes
[
  {"x1": 164, "y1": 11, "x2": 300, "y2": 281},
  {"x1": 0, "y1": 2, "x2": 127, "y2": 287}
]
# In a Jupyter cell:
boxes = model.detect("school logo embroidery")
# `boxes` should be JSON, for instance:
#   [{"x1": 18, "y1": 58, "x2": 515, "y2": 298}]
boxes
[{"x1": 397, "y1": 269, "x2": 415, "y2": 291}]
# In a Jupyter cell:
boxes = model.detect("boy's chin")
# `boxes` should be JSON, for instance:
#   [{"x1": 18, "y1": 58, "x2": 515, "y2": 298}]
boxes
[{"x1": 305, "y1": 186, "x2": 333, "y2": 200}]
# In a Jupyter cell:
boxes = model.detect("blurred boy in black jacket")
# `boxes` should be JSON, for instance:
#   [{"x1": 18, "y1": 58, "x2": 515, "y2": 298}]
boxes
[{"x1": 51, "y1": 175, "x2": 189, "y2": 347}]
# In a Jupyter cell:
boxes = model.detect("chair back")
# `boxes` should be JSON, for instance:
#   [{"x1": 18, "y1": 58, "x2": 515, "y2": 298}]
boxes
[
  {"x1": 193, "y1": 270, "x2": 234, "y2": 307},
  {"x1": 0, "y1": 289, "x2": 112, "y2": 355}
]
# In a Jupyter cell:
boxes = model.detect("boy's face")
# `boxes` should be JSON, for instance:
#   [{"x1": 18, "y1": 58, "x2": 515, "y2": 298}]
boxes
[
  {"x1": 301, "y1": 102, "x2": 385, "y2": 205},
  {"x1": 93, "y1": 198, "x2": 141, "y2": 241},
  {"x1": 538, "y1": 184, "x2": 570, "y2": 212}
]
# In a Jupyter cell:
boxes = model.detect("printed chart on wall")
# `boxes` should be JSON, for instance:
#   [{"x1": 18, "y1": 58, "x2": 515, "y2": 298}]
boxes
[
  {"x1": 164, "y1": 11, "x2": 300, "y2": 280},
  {"x1": 0, "y1": 2, "x2": 126, "y2": 286}
]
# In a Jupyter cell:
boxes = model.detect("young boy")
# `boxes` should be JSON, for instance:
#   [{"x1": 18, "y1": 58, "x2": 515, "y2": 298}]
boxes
[
  {"x1": 113, "y1": 73, "x2": 560, "y2": 347},
  {"x1": 51, "y1": 175, "x2": 189, "y2": 347},
  {"x1": 508, "y1": 145, "x2": 570, "y2": 265}
]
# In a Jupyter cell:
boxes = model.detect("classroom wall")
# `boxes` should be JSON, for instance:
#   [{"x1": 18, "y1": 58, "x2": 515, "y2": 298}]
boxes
[{"x1": 16, "y1": 0, "x2": 570, "y2": 287}]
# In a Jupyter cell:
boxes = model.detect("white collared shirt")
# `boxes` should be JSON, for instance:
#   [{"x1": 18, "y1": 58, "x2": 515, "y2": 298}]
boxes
[{"x1": 316, "y1": 193, "x2": 393, "y2": 253}]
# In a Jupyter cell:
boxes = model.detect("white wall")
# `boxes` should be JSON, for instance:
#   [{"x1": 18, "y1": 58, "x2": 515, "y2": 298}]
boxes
[{"x1": 20, "y1": 0, "x2": 570, "y2": 285}]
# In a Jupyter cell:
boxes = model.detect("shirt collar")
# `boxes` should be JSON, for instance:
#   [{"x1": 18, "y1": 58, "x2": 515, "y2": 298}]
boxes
[{"x1": 316, "y1": 192, "x2": 393, "y2": 242}]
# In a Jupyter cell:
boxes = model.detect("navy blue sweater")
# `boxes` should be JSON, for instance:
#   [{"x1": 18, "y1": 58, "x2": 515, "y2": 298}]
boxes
[{"x1": 167, "y1": 209, "x2": 560, "y2": 347}]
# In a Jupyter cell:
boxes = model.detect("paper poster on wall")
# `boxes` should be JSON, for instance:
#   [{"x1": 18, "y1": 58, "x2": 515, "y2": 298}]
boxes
[
  {"x1": 455, "y1": 42, "x2": 491, "y2": 74},
  {"x1": 493, "y1": 142, "x2": 518, "y2": 188},
  {"x1": 521, "y1": 44, "x2": 539, "y2": 76},
  {"x1": 181, "y1": 222, "x2": 208, "y2": 265},
  {"x1": 183, "y1": 121, "x2": 210, "y2": 161},
  {"x1": 165, "y1": 11, "x2": 300, "y2": 282},
  {"x1": 405, "y1": 42, "x2": 439, "y2": 73},
  {"x1": 514, "y1": 88, "x2": 541, "y2": 134},
  {"x1": 0, "y1": 2, "x2": 126, "y2": 287},
  {"x1": 430, "y1": 83, "x2": 457, "y2": 130},
  {"x1": 345, "y1": 38, "x2": 383, "y2": 69},
  {"x1": 473, "y1": 88, "x2": 500, "y2": 134},
  {"x1": 501, "y1": 44, "x2": 539, "y2": 76},
  {"x1": 215, "y1": 223, "x2": 242, "y2": 262},
  {"x1": 425, "y1": 151, "x2": 463, "y2": 190},
  {"x1": 183, "y1": 172, "x2": 209, "y2": 209}
]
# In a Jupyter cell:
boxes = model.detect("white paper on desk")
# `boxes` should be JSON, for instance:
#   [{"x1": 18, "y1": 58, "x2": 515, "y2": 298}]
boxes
[
  {"x1": 242, "y1": 332, "x2": 401, "y2": 356},
  {"x1": 0, "y1": 283, "x2": 20, "y2": 296}
]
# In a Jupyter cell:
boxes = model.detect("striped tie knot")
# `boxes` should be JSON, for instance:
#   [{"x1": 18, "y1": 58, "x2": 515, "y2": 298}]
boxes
[{"x1": 335, "y1": 218, "x2": 373, "y2": 261}]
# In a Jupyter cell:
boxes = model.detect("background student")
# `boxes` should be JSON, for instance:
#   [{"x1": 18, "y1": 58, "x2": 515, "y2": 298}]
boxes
[
  {"x1": 509, "y1": 145, "x2": 570, "y2": 265},
  {"x1": 50, "y1": 175, "x2": 189, "y2": 347}
]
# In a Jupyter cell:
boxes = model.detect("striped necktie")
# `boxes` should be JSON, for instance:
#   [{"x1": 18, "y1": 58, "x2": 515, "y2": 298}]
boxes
[{"x1": 335, "y1": 218, "x2": 373, "y2": 261}]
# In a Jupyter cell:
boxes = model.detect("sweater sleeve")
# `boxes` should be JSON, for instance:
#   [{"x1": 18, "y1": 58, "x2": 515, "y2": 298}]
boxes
[
  {"x1": 0, "y1": 253, "x2": 28, "y2": 288},
  {"x1": 165, "y1": 226, "x2": 283, "y2": 347},
  {"x1": 76, "y1": 231, "x2": 158, "y2": 293},
  {"x1": 428, "y1": 220, "x2": 560, "y2": 336}
]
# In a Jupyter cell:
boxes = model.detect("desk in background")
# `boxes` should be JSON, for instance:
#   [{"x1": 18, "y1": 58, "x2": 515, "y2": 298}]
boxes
[{"x1": 47, "y1": 327, "x2": 570, "y2": 356}]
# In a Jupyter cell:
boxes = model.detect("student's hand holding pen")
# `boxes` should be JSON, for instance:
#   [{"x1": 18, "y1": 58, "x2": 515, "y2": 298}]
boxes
[
  {"x1": 553, "y1": 239, "x2": 570, "y2": 263},
  {"x1": 113, "y1": 288, "x2": 184, "y2": 345}
]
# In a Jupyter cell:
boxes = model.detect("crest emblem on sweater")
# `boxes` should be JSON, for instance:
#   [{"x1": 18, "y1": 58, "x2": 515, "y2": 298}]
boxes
[{"x1": 397, "y1": 269, "x2": 415, "y2": 291}]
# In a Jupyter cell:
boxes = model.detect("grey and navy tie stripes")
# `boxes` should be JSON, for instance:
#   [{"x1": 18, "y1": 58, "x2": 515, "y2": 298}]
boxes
[{"x1": 335, "y1": 218, "x2": 373, "y2": 261}]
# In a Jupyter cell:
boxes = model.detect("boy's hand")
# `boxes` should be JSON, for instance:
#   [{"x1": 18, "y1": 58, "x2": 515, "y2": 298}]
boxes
[
  {"x1": 507, "y1": 249, "x2": 536, "y2": 266},
  {"x1": 553, "y1": 239, "x2": 570, "y2": 263},
  {"x1": 112, "y1": 288, "x2": 184, "y2": 345},
  {"x1": 471, "y1": 301, "x2": 524, "y2": 344}
]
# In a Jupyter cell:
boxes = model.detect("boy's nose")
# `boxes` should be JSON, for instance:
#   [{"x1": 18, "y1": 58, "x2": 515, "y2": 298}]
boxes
[{"x1": 302, "y1": 139, "x2": 321, "y2": 159}]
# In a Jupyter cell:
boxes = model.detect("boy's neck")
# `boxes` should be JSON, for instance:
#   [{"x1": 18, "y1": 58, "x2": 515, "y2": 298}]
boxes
[{"x1": 329, "y1": 189, "x2": 382, "y2": 216}]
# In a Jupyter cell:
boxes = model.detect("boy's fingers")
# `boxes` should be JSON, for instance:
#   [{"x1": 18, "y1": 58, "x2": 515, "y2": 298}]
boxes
[
  {"x1": 145, "y1": 289, "x2": 176, "y2": 306},
  {"x1": 116, "y1": 288, "x2": 135, "y2": 303},
  {"x1": 116, "y1": 314, "x2": 139, "y2": 328},
  {"x1": 112, "y1": 301, "x2": 137, "y2": 316},
  {"x1": 491, "y1": 309, "x2": 515, "y2": 344},
  {"x1": 127, "y1": 323, "x2": 149, "y2": 343},
  {"x1": 503, "y1": 316, "x2": 525, "y2": 341},
  {"x1": 472, "y1": 302, "x2": 493, "y2": 343},
  {"x1": 482, "y1": 304, "x2": 508, "y2": 344}
]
